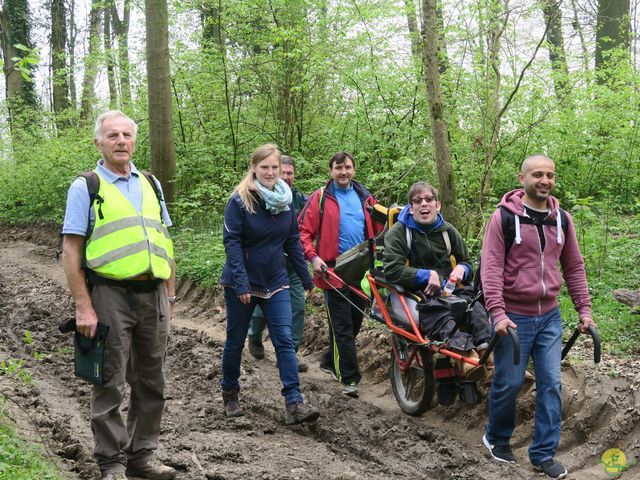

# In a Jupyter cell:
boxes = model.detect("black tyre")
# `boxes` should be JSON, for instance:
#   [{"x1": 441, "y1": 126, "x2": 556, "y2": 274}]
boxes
[{"x1": 389, "y1": 342, "x2": 435, "y2": 416}]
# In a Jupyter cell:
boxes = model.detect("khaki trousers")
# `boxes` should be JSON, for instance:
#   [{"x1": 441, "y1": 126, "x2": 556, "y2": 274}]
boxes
[{"x1": 89, "y1": 282, "x2": 170, "y2": 474}]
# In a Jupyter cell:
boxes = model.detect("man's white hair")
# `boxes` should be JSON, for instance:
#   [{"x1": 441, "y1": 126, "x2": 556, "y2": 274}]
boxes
[{"x1": 94, "y1": 110, "x2": 138, "y2": 140}]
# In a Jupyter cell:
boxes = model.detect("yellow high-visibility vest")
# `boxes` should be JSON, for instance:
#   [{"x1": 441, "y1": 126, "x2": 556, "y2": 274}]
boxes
[{"x1": 85, "y1": 171, "x2": 174, "y2": 280}]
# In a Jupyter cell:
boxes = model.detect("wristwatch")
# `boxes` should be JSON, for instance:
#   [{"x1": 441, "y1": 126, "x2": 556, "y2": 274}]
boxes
[{"x1": 167, "y1": 296, "x2": 177, "y2": 305}]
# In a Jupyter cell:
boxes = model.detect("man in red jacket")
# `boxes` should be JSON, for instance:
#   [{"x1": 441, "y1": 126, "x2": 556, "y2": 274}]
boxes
[
  {"x1": 480, "y1": 154, "x2": 596, "y2": 479},
  {"x1": 298, "y1": 152, "x2": 379, "y2": 398}
]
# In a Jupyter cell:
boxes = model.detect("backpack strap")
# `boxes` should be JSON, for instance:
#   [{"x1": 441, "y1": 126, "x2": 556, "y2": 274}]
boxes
[
  {"x1": 315, "y1": 186, "x2": 326, "y2": 245},
  {"x1": 140, "y1": 170, "x2": 164, "y2": 220},
  {"x1": 500, "y1": 205, "x2": 568, "y2": 254}
]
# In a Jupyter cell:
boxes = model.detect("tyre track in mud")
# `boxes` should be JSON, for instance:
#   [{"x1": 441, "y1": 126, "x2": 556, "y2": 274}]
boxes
[{"x1": 0, "y1": 231, "x2": 639, "y2": 479}]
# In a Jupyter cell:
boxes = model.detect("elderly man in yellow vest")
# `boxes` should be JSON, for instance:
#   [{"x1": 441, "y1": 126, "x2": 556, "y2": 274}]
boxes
[{"x1": 62, "y1": 111, "x2": 176, "y2": 480}]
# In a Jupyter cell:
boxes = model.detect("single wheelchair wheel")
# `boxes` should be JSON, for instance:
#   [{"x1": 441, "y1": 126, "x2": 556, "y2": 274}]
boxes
[{"x1": 389, "y1": 342, "x2": 435, "y2": 416}]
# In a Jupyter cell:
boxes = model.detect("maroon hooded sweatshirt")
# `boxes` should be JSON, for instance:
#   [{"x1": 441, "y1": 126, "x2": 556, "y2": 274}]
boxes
[{"x1": 480, "y1": 189, "x2": 592, "y2": 326}]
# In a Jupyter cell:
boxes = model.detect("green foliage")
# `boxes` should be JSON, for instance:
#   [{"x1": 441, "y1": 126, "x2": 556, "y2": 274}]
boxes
[
  {"x1": 0, "y1": 410, "x2": 64, "y2": 480},
  {"x1": 557, "y1": 212, "x2": 640, "y2": 355},
  {"x1": 0, "y1": 359, "x2": 31, "y2": 383},
  {"x1": 172, "y1": 228, "x2": 226, "y2": 288}
]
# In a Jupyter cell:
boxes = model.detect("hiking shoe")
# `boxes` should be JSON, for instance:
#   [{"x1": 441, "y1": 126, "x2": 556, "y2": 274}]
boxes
[
  {"x1": 248, "y1": 341, "x2": 265, "y2": 359},
  {"x1": 320, "y1": 365, "x2": 338, "y2": 382},
  {"x1": 342, "y1": 382, "x2": 359, "y2": 398},
  {"x1": 222, "y1": 389, "x2": 243, "y2": 417},
  {"x1": 285, "y1": 401, "x2": 320, "y2": 425},
  {"x1": 126, "y1": 458, "x2": 176, "y2": 479},
  {"x1": 297, "y1": 356, "x2": 309, "y2": 373},
  {"x1": 533, "y1": 459, "x2": 568, "y2": 479},
  {"x1": 101, "y1": 473, "x2": 128, "y2": 480},
  {"x1": 483, "y1": 434, "x2": 516, "y2": 464}
]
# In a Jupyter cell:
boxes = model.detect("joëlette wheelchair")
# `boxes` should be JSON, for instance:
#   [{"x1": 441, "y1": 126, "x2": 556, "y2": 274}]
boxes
[{"x1": 318, "y1": 204, "x2": 600, "y2": 417}]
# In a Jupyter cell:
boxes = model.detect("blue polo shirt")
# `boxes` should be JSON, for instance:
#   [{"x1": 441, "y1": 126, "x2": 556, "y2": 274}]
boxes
[
  {"x1": 62, "y1": 159, "x2": 172, "y2": 236},
  {"x1": 335, "y1": 182, "x2": 365, "y2": 254}
]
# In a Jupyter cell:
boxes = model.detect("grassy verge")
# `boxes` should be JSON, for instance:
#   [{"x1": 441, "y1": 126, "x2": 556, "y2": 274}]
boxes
[{"x1": 0, "y1": 407, "x2": 65, "y2": 479}]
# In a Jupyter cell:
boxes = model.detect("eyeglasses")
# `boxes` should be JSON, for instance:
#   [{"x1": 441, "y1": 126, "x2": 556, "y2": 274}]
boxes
[{"x1": 411, "y1": 196, "x2": 436, "y2": 205}]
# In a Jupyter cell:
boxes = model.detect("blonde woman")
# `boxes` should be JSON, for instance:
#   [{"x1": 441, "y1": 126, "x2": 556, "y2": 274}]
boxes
[{"x1": 219, "y1": 144, "x2": 319, "y2": 425}]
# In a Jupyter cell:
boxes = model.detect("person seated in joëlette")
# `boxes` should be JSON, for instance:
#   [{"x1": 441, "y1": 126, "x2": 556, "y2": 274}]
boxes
[{"x1": 382, "y1": 181, "x2": 491, "y2": 381}]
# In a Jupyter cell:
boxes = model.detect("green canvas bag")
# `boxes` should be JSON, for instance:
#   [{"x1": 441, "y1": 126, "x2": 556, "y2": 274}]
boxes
[{"x1": 59, "y1": 319, "x2": 110, "y2": 385}]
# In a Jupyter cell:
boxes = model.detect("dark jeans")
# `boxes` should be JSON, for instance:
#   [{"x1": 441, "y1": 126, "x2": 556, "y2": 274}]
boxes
[
  {"x1": 248, "y1": 267, "x2": 305, "y2": 350},
  {"x1": 221, "y1": 288, "x2": 303, "y2": 404},
  {"x1": 320, "y1": 288, "x2": 367, "y2": 385}
]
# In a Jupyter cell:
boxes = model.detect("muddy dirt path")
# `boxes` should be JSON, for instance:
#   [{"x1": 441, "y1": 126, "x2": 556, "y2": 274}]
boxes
[{"x1": 1, "y1": 228, "x2": 639, "y2": 479}]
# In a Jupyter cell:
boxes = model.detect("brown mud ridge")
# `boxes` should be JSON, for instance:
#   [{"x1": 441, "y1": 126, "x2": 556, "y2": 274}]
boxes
[{"x1": 0, "y1": 226, "x2": 639, "y2": 479}]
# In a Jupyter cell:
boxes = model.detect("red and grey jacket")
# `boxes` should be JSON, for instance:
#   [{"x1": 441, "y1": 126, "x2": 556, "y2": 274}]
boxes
[
  {"x1": 298, "y1": 179, "x2": 380, "y2": 289},
  {"x1": 480, "y1": 189, "x2": 592, "y2": 326}
]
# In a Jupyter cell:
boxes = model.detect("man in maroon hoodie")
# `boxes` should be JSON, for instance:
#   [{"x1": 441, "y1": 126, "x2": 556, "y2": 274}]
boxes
[{"x1": 480, "y1": 154, "x2": 595, "y2": 479}]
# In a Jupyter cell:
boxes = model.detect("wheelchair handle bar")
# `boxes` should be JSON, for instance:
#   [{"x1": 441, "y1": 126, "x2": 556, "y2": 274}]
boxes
[
  {"x1": 561, "y1": 324, "x2": 601, "y2": 364},
  {"x1": 479, "y1": 327, "x2": 520, "y2": 366}
]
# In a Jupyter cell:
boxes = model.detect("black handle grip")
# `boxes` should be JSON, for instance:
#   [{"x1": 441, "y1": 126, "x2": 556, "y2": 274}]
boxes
[
  {"x1": 561, "y1": 324, "x2": 601, "y2": 364},
  {"x1": 479, "y1": 326, "x2": 519, "y2": 366},
  {"x1": 588, "y1": 325, "x2": 601, "y2": 364}
]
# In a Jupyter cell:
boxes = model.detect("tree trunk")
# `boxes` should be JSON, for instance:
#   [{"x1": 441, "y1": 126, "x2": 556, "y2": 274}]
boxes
[
  {"x1": 421, "y1": 0, "x2": 457, "y2": 224},
  {"x1": 569, "y1": 0, "x2": 590, "y2": 74},
  {"x1": 51, "y1": 0, "x2": 70, "y2": 125},
  {"x1": 595, "y1": 0, "x2": 630, "y2": 77},
  {"x1": 201, "y1": 1, "x2": 223, "y2": 48},
  {"x1": 541, "y1": 0, "x2": 569, "y2": 98},
  {"x1": 111, "y1": 0, "x2": 132, "y2": 107},
  {"x1": 80, "y1": 0, "x2": 102, "y2": 122},
  {"x1": 68, "y1": 0, "x2": 77, "y2": 109},
  {"x1": 0, "y1": 0, "x2": 39, "y2": 130},
  {"x1": 146, "y1": 0, "x2": 176, "y2": 205},
  {"x1": 404, "y1": 0, "x2": 422, "y2": 63},
  {"x1": 104, "y1": 6, "x2": 117, "y2": 108}
]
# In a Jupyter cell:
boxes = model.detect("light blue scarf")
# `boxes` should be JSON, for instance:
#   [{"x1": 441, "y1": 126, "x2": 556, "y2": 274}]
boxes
[{"x1": 255, "y1": 179, "x2": 292, "y2": 214}]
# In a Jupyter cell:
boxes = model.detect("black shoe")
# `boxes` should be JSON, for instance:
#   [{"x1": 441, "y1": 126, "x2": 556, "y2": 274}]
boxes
[
  {"x1": 483, "y1": 434, "x2": 516, "y2": 464},
  {"x1": 248, "y1": 341, "x2": 265, "y2": 360},
  {"x1": 285, "y1": 402, "x2": 320, "y2": 425},
  {"x1": 533, "y1": 459, "x2": 568, "y2": 479},
  {"x1": 319, "y1": 365, "x2": 338, "y2": 382}
]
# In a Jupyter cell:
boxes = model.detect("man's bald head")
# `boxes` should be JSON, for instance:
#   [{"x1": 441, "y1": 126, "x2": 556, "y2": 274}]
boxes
[{"x1": 520, "y1": 154, "x2": 554, "y2": 174}]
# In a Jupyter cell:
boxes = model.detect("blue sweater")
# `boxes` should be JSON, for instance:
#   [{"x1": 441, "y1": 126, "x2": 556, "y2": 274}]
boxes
[{"x1": 221, "y1": 192, "x2": 313, "y2": 296}]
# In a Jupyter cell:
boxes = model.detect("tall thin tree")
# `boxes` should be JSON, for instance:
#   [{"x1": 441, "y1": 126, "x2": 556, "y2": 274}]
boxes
[
  {"x1": 421, "y1": 0, "x2": 457, "y2": 224},
  {"x1": 51, "y1": 0, "x2": 70, "y2": 125},
  {"x1": 146, "y1": 0, "x2": 176, "y2": 204},
  {"x1": 80, "y1": 0, "x2": 101, "y2": 121}
]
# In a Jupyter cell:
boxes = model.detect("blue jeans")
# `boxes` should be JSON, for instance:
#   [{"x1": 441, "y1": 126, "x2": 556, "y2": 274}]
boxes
[
  {"x1": 486, "y1": 307, "x2": 563, "y2": 465},
  {"x1": 221, "y1": 288, "x2": 303, "y2": 405},
  {"x1": 248, "y1": 267, "x2": 305, "y2": 349}
]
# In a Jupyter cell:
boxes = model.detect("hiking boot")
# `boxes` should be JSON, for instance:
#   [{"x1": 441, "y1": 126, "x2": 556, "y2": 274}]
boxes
[
  {"x1": 533, "y1": 458, "x2": 568, "y2": 479},
  {"x1": 342, "y1": 382, "x2": 359, "y2": 398},
  {"x1": 126, "y1": 458, "x2": 176, "y2": 480},
  {"x1": 453, "y1": 350, "x2": 485, "y2": 382},
  {"x1": 320, "y1": 365, "x2": 338, "y2": 382},
  {"x1": 483, "y1": 434, "x2": 516, "y2": 464},
  {"x1": 101, "y1": 473, "x2": 128, "y2": 480},
  {"x1": 285, "y1": 401, "x2": 320, "y2": 425},
  {"x1": 248, "y1": 341, "x2": 265, "y2": 359},
  {"x1": 222, "y1": 389, "x2": 243, "y2": 417},
  {"x1": 297, "y1": 356, "x2": 309, "y2": 373}
]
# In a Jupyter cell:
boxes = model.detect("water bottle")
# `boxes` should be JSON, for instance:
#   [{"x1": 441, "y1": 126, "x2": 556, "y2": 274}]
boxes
[{"x1": 442, "y1": 275, "x2": 457, "y2": 296}]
